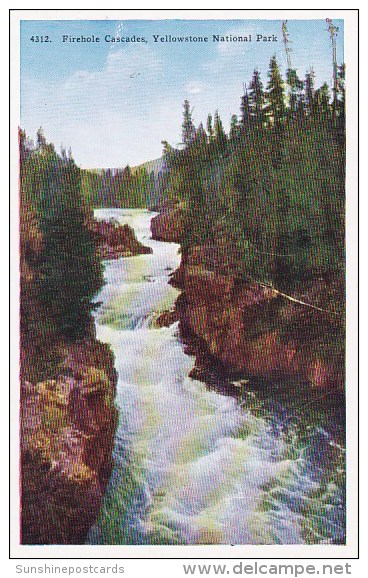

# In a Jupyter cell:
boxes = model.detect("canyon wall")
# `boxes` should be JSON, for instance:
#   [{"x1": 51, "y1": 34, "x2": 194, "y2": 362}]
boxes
[{"x1": 151, "y1": 208, "x2": 344, "y2": 391}]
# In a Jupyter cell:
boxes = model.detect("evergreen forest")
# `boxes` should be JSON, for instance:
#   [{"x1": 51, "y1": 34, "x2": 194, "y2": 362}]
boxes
[
  {"x1": 157, "y1": 57, "x2": 345, "y2": 300},
  {"x1": 19, "y1": 54, "x2": 346, "y2": 376},
  {"x1": 20, "y1": 127, "x2": 104, "y2": 373}
]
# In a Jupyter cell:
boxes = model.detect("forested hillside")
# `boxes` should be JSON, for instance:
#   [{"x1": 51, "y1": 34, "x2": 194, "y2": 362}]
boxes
[
  {"x1": 19, "y1": 129, "x2": 118, "y2": 544},
  {"x1": 152, "y1": 56, "x2": 345, "y2": 388},
  {"x1": 81, "y1": 164, "x2": 155, "y2": 208},
  {"x1": 20, "y1": 127, "x2": 105, "y2": 349},
  {"x1": 160, "y1": 57, "x2": 345, "y2": 291}
]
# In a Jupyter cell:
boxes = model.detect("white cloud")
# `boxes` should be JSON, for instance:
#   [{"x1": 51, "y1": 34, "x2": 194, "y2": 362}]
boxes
[
  {"x1": 216, "y1": 24, "x2": 258, "y2": 56},
  {"x1": 21, "y1": 44, "x2": 170, "y2": 167},
  {"x1": 185, "y1": 81, "x2": 208, "y2": 95},
  {"x1": 203, "y1": 23, "x2": 259, "y2": 74}
]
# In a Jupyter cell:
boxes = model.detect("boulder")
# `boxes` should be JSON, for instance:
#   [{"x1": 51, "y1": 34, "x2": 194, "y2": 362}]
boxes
[{"x1": 150, "y1": 205, "x2": 185, "y2": 243}]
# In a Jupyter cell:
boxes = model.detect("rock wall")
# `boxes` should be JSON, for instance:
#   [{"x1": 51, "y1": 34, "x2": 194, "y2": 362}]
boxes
[
  {"x1": 21, "y1": 338, "x2": 118, "y2": 545},
  {"x1": 92, "y1": 218, "x2": 152, "y2": 259},
  {"x1": 152, "y1": 210, "x2": 344, "y2": 391},
  {"x1": 150, "y1": 205, "x2": 185, "y2": 243}
]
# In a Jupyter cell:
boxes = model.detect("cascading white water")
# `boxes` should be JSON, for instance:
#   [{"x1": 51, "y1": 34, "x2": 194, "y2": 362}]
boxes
[{"x1": 88, "y1": 209, "x2": 345, "y2": 546}]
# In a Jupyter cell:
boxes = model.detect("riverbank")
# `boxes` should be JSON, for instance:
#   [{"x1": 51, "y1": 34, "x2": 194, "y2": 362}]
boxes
[
  {"x1": 151, "y1": 207, "x2": 345, "y2": 392},
  {"x1": 88, "y1": 209, "x2": 345, "y2": 546},
  {"x1": 21, "y1": 335, "x2": 118, "y2": 545},
  {"x1": 92, "y1": 217, "x2": 152, "y2": 260},
  {"x1": 20, "y1": 214, "x2": 153, "y2": 544}
]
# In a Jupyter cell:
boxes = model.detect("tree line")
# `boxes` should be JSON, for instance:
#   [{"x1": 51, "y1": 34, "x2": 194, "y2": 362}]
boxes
[
  {"x1": 158, "y1": 56, "x2": 345, "y2": 294},
  {"x1": 20, "y1": 127, "x2": 104, "y2": 347},
  {"x1": 81, "y1": 165, "x2": 154, "y2": 208}
]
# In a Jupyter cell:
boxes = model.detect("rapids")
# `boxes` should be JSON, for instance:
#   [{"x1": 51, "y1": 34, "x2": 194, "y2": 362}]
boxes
[{"x1": 87, "y1": 209, "x2": 345, "y2": 546}]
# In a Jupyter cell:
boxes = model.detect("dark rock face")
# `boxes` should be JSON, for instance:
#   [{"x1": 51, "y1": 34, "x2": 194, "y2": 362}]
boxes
[
  {"x1": 152, "y1": 207, "x2": 344, "y2": 392},
  {"x1": 92, "y1": 219, "x2": 152, "y2": 260},
  {"x1": 153, "y1": 309, "x2": 178, "y2": 328},
  {"x1": 20, "y1": 339, "x2": 118, "y2": 545},
  {"x1": 178, "y1": 265, "x2": 344, "y2": 390},
  {"x1": 150, "y1": 205, "x2": 185, "y2": 243}
]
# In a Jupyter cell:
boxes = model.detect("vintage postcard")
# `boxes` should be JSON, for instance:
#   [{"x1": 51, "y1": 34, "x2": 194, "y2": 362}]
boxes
[{"x1": 10, "y1": 9, "x2": 358, "y2": 561}]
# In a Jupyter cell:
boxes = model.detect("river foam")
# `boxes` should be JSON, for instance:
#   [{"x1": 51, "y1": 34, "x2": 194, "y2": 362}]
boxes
[{"x1": 87, "y1": 209, "x2": 345, "y2": 546}]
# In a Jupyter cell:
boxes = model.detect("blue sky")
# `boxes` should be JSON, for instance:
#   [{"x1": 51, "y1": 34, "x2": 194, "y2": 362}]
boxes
[{"x1": 20, "y1": 19, "x2": 344, "y2": 168}]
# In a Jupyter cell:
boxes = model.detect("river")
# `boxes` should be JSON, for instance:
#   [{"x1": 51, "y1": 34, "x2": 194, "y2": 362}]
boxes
[{"x1": 87, "y1": 209, "x2": 345, "y2": 546}]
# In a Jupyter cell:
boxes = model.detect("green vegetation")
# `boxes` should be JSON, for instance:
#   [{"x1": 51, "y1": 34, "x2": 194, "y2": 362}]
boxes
[
  {"x1": 81, "y1": 164, "x2": 154, "y2": 208},
  {"x1": 157, "y1": 57, "x2": 345, "y2": 297},
  {"x1": 20, "y1": 127, "x2": 104, "y2": 346}
]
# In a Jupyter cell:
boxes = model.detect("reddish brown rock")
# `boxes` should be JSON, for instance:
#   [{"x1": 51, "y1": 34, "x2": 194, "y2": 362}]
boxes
[
  {"x1": 176, "y1": 250, "x2": 344, "y2": 392},
  {"x1": 150, "y1": 204, "x2": 185, "y2": 243},
  {"x1": 150, "y1": 205, "x2": 344, "y2": 391},
  {"x1": 92, "y1": 219, "x2": 152, "y2": 260},
  {"x1": 153, "y1": 309, "x2": 178, "y2": 328},
  {"x1": 20, "y1": 339, "x2": 118, "y2": 545}
]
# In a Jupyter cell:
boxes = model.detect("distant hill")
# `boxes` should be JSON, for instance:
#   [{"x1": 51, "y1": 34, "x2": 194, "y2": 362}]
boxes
[
  {"x1": 137, "y1": 157, "x2": 164, "y2": 177},
  {"x1": 81, "y1": 157, "x2": 168, "y2": 210},
  {"x1": 87, "y1": 157, "x2": 164, "y2": 177},
  {"x1": 136, "y1": 158, "x2": 167, "y2": 209}
]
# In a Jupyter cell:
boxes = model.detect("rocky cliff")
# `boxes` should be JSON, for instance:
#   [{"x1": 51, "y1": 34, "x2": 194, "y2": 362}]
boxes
[
  {"x1": 150, "y1": 205, "x2": 185, "y2": 244},
  {"x1": 151, "y1": 208, "x2": 344, "y2": 391},
  {"x1": 21, "y1": 338, "x2": 118, "y2": 544},
  {"x1": 92, "y1": 218, "x2": 152, "y2": 260},
  {"x1": 19, "y1": 214, "x2": 151, "y2": 544}
]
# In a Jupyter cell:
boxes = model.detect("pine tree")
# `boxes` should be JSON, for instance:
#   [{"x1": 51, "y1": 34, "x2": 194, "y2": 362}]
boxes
[
  {"x1": 206, "y1": 113, "x2": 214, "y2": 141},
  {"x1": 313, "y1": 82, "x2": 331, "y2": 123},
  {"x1": 304, "y1": 69, "x2": 315, "y2": 117},
  {"x1": 194, "y1": 122, "x2": 208, "y2": 158},
  {"x1": 286, "y1": 68, "x2": 304, "y2": 116},
  {"x1": 36, "y1": 126, "x2": 47, "y2": 149},
  {"x1": 265, "y1": 56, "x2": 286, "y2": 128},
  {"x1": 182, "y1": 99, "x2": 196, "y2": 146},
  {"x1": 214, "y1": 110, "x2": 227, "y2": 154},
  {"x1": 240, "y1": 90, "x2": 250, "y2": 129},
  {"x1": 335, "y1": 64, "x2": 345, "y2": 131},
  {"x1": 229, "y1": 114, "x2": 239, "y2": 140},
  {"x1": 248, "y1": 69, "x2": 265, "y2": 125}
]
